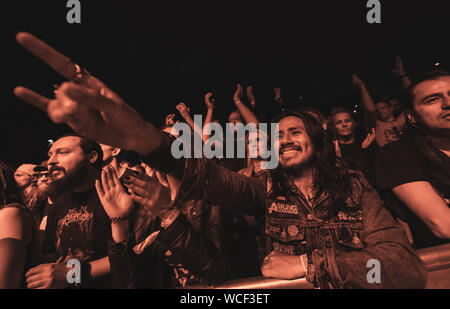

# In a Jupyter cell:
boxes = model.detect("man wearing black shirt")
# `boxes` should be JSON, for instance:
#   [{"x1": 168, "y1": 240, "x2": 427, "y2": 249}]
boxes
[
  {"x1": 25, "y1": 135, "x2": 111, "y2": 288},
  {"x1": 376, "y1": 72, "x2": 450, "y2": 248}
]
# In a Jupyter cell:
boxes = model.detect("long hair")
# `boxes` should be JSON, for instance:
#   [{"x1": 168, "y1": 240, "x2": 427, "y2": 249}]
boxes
[
  {"x1": 269, "y1": 109, "x2": 354, "y2": 213},
  {"x1": 404, "y1": 71, "x2": 450, "y2": 190},
  {"x1": 0, "y1": 161, "x2": 23, "y2": 207}
]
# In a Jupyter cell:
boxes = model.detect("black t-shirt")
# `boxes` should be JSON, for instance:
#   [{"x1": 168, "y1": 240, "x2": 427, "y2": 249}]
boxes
[
  {"x1": 42, "y1": 188, "x2": 111, "y2": 287},
  {"x1": 375, "y1": 138, "x2": 450, "y2": 249},
  {"x1": 339, "y1": 140, "x2": 377, "y2": 186}
]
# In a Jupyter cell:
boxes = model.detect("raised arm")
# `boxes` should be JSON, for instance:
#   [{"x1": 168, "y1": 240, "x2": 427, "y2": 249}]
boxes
[
  {"x1": 233, "y1": 84, "x2": 259, "y2": 125},
  {"x1": 392, "y1": 56, "x2": 412, "y2": 90},
  {"x1": 352, "y1": 74, "x2": 377, "y2": 128},
  {"x1": 176, "y1": 102, "x2": 205, "y2": 142},
  {"x1": 246, "y1": 85, "x2": 256, "y2": 109},
  {"x1": 13, "y1": 32, "x2": 165, "y2": 157},
  {"x1": 203, "y1": 92, "x2": 215, "y2": 140}
]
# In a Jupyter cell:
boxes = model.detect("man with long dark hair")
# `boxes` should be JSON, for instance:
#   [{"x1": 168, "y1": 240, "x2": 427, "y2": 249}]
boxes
[{"x1": 375, "y1": 71, "x2": 450, "y2": 249}]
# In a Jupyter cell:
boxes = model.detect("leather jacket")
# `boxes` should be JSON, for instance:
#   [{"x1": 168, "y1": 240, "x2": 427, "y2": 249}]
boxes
[{"x1": 108, "y1": 177, "x2": 230, "y2": 288}]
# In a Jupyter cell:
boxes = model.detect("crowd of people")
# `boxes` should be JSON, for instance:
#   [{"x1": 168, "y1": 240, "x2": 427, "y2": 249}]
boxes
[{"x1": 0, "y1": 32, "x2": 449, "y2": 289}]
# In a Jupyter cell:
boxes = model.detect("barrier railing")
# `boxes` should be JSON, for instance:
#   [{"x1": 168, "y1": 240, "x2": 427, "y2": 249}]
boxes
[{"x1": 187, "y1": 243, "x2": 450, "y2": 289}]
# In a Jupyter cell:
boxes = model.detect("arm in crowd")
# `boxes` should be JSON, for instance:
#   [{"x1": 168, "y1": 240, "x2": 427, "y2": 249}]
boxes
[
  {"x1": 376, "y1": 144, "x2": 450, "y2": 240},
  {"x1": 393, "y1": 182, "x2": 450, "y2": 239},
  {"x1": 352, "y1": 74, "x2": 377, "y2": 128},
  {"x1": 274, "y1": 87, "x2": 284, "y2": 106},
  {"x1": 176, "y1": 102, "x2": 206, "y2": 142},
  {"x1": 0, "y1": 207, "x2": 28, "y2": 288},
  {"x1": 246, "y1": 85, "x2": 256, "y2": 109},
  {"x1": 203, "y1": 92, "x2": 215, "y2": 140},
  {"x1": 233, "y1": 84, "x2": 260, "y2": 126},
  {"x1": 392, "y1": 56, "x2": 412, "y2": 90}
]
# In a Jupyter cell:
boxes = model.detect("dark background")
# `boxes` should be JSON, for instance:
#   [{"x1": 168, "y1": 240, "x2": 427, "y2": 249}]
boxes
[{"x1": 2, "y1": 0, "x2": 449, "y2": 167}]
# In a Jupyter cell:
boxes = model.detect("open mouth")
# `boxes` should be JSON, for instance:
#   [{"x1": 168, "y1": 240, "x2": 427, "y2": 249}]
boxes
[{"x1": 280, "y1": 146, "x2": 302, "y2": 158}]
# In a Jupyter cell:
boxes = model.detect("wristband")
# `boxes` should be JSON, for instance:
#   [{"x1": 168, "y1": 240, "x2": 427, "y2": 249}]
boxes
[
  {"x1": 80, "y1": 260, "x2": 92, "y2": 287},
  {"x1": 109, "y1": 216, "x2": 129, "y2": 224}
]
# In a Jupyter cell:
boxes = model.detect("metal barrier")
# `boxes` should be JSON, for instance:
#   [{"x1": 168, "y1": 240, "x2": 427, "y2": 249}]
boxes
[{"x1": 188, "y1": 243, "x2": 450, "y2": 289}]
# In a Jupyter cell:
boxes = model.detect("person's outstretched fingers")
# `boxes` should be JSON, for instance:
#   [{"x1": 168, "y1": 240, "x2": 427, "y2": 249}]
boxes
[
  {"x1": 16, "y1": 32, "x2": 79, "y2": 80},
  {"x1": 13, "y1": 86, "x2": 51, "y2": 112}
]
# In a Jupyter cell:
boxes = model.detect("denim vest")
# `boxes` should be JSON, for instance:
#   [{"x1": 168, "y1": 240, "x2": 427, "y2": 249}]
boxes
[{"x1": 264, "y1": 174, "x2": 365, "y2": 287}]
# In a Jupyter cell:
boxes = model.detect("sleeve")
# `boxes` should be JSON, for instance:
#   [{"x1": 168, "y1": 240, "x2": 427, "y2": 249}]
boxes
[
  {"x1": 375, "y1": 142, "x2": 428, "y2": 190},
  {"x1": 157, "y1": 204, "x2": 230, "y2": 286},
  {"x1": 312, "y1": 175, "x2": 428, "y2": 289},
  {"x1": 107, "y1": 234, "x2": 136, "y2": 289},
  {"x1": 178, "y1": 158, "x2": 267, "y2": 217}
]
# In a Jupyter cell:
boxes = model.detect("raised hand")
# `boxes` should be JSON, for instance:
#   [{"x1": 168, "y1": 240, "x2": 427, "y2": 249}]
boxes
[
  {"x1": 233, "y1": 83, "x2": 244, "y2": 104},
  {"x1": 165, "y1": 114, "x2": 176, "y2": 127},
  {"x1": 246, "y1": 85, "x2": 256, "y2": 107},
  {"x1": 95, "y1": 165, "x2": 134, "y2": 220},
  {"x1": 13, "y1": 32, "x2": 160, "y2": 156},
  {"x1": 274, "y1": 88, "x2": 281, "y2": 102},
  {"x1": 392, "y1": 56, "x2": 406, "y2": 77},
  {"x1": 123, "y1": 172, "x2": 171, "y2": 216},
  {"x1": 204, "y1": 92, "x2": 215, "y2": 110},
  {"x1": 351, "y1": 74, "x2": 365, "y2": 88},
  {"x1": 361, "y1": 128, "x2": 376, "y2": 149},
  {"x1": 176, "y1": 102, "x2": 190, "y2": 116}
]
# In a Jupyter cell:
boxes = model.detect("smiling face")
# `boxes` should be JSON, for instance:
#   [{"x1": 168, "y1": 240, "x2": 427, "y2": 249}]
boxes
[
  {"x1": 276, "y1": 116, "x2": 315, "y2": 170},
  {"x1": 332, "y1": 112, "x2": 354, "y2": 138},
  {"x1": 411, "y1": 76, "x2": 450, "y2": 135}
]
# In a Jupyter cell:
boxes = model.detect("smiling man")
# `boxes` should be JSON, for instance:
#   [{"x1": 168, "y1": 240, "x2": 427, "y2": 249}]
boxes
[{"x1": 376, "y1": 72, "x2": 450, "y2": 249}]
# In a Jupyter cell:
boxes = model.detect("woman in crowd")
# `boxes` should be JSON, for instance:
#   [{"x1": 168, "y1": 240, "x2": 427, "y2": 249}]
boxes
[
  {"x1": 330, "y1": 107, "x2": 377, "y2": 185},
  {"x1": 0, "y1": 161, "x2": 39, "y2": 288}
]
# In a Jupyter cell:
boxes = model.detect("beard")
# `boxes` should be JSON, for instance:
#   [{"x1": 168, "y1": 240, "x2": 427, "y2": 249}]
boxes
[{"x1": 48, "y1": 160, "x2": 89, "y2": 195}]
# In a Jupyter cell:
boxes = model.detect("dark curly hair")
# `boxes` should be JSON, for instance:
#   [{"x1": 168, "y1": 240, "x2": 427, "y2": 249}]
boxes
[{"x1": 0, "y1": 161, "x2": 23, "y2": 207}]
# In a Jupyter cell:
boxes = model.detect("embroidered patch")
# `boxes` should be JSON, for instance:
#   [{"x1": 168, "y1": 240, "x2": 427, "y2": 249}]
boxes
[{"x1": 267, "y1": 202, "x2": 299, "y2": 215}]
